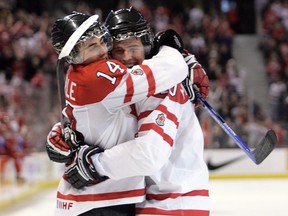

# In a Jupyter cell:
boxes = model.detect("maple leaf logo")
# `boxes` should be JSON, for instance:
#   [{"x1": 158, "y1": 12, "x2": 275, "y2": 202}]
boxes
[{"x1": 155, "y1": 113, "x2": 165, "y2": 126}]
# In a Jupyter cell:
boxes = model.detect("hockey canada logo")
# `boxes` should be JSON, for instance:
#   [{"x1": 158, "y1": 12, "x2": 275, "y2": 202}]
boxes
[
  {"x1": 131, "y1": 68, "x2": 144, "y2": 75},
  {"x1": 156, "y1": 113, "x2": 165, "y2": 126}
]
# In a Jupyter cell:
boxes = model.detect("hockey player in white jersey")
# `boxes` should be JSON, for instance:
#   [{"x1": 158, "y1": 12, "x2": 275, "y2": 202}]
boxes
[
  {"x1": 46, "y1": 11, "x2": 191, "y2": 216},
  {"x1": 95, "y1": 7, "x2": 210, "y2": 215},
  {"x1": 47, "y1": 7, "x2": 210, "y2": 216}
]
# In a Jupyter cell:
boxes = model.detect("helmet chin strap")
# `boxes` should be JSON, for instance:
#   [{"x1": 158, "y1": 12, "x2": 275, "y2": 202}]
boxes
[
  {"x1": 59, "y1": 14, "x2": 99, "y2": 60},
  {"x1": 144, "y1": 45, "x2": 152, "y2": 56}
]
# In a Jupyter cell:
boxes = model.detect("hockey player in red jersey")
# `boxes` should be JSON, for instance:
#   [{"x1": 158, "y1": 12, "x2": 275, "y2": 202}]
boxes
[
  {"x1": 47, "y1": 7, "x2": 210, "y2": 215},
  {"x1": 46, "y1": 11, "x2": 194, "y2": 216}
]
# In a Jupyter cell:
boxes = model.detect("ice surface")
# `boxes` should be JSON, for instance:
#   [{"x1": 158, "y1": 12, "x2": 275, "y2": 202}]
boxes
[{"x1": 1, "y1": 179, "x2": 287, "y2": 216}]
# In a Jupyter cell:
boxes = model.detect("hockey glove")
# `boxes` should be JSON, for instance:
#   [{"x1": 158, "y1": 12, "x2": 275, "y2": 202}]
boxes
[
  {"x1": 46, "y1": 122, "x2": 74, "y2": 163},
  {"x1": 46, "y1": 122, "x2": 84, "y2": 163},
  {"x1": 63, "y1": 123, "x2": 84, "y2": 149},
  {"x1": 150, "y1": 29, "x2": 184, "y2": 56},
  {"x1": 182, "y1": 51, "x2": 210, "y2": 107},
  {"x1": 65, "y1": 145, "x2": 107, "y2": 189}
]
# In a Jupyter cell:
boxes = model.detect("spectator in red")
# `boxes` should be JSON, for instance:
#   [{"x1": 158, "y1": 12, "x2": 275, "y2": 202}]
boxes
[{"x1": 0, "y1": 112, "x2": 27, "y2": 182}]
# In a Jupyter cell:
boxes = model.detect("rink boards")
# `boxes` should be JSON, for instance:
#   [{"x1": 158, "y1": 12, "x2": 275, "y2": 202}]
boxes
[
  {"x1": 205, "y1": 147, "x2": 288, "y2": 178},
  {"x1": 0, "y1": 148, "x2": 288, "y2": 211},
  {"x1": 1, "y1": 148, "x2": 288, "y2": 183}
]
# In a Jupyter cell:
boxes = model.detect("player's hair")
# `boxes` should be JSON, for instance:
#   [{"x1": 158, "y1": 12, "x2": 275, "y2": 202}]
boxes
[
  {"x1": 105, "y1": 7, "x2": 154, "y2": 56},
  {"x1": 51, "y1": 11, "x2": 112, "y2": 64}
]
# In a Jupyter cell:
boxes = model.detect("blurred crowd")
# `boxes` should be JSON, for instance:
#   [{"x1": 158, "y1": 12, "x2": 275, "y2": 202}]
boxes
[
  {"x1": 260, "y1": 0, "x2": 288, "y2": 123},
  {"x1": 0, "y1": 111, "x2": 29, "y2": 181},
  {"x1": 0, "y1": 0, "x2": 287, "y2": 166}
]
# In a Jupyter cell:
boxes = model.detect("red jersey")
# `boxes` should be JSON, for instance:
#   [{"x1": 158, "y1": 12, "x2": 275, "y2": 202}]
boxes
[{"x1": 55, "y1": 46, "x2": 189, "y2": 216}]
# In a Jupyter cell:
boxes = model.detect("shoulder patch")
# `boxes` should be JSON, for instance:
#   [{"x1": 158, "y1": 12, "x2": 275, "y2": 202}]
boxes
[
  {"x1": 130, "y1": 68, "x2": 144, "y2": 76},
  {"x1": 155, "y1": 113, "x2": 166, "y2": 126}
]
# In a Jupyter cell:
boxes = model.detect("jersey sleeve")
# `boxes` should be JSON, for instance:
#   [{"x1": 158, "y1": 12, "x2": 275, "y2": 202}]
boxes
[
  {"x1": 66, "y1": 46, "x2": 187, "y2": 111},
  {"x1": 140, "y1": 46, "x2": 188, "y2": 95},
  {"x1": 103, "y1": 46, "x2": 188, "y2": 110},
  {"x1": 92, "y1": 84, "x2": 189, "y2": 180}
]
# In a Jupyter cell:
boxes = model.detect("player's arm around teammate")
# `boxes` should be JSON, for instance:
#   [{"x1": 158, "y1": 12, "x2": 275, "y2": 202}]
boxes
[{"x1": 48, "y1": 7, "x2": 210, "y2": 216}]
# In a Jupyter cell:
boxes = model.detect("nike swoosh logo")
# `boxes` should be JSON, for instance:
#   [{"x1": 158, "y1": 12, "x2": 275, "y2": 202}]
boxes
[{"x1": 207, "y1": 155, "x2": 245, "y2": 171}]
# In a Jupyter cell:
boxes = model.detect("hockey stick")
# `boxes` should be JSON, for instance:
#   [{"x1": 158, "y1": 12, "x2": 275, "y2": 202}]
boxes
[
  {"x1": 56, "y1": 58, "x2": 69, "y2": 127},
  {"x1": 55, "y1": 15, "x2": 99, "y2": 144},
  {"x1": 194, "y1": 87, "x2": 277, "y2": 164},
  {"x1": 56, "y1": 14, "x2": 99, "y2": 128}
]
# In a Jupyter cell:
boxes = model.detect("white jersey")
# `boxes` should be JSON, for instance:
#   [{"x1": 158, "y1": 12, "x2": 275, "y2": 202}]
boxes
[
  {"x1": 93, "y1": 84, "x2": 210, "y2": 215},
  {"x1": 55, "y1": 46, "x2": 188, "y2": 216}
]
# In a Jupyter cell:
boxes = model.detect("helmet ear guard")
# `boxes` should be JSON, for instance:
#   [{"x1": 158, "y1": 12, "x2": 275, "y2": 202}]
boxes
[{"x1": 105, "y1": 7, "x2": 154, "y2": 57}]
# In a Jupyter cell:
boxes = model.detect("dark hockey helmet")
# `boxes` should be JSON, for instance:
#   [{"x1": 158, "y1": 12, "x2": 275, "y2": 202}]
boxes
[
  {"x1": 51, "y1": 11, "x2": 112, "y2": 64},
  {"x1": 105, "y1": 7, "x2": 154, "y2": 56}
]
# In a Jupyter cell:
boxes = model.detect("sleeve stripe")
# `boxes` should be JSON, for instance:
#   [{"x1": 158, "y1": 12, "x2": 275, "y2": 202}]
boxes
[
  {"x1": 146, "y1": 189, "x2": 209, "y2": 200},
  {"x1": 57, "y1": 189, "x2": 145, "y2": 202},
  {"x1": 156, "y1": 104, "x2": 179, "y2": 128},
  {"x1": 124, "y1": 74, "x2": 134, "y2": 103},
  {"x1": 138, "y1": 110, "x2": 153, "y2": 121},
  {"x1": 139, "y1": 123, "x2": 174, "y2": 146},
  {"x1": 140, "y1": 65, "x2": 156, "y2": 96}
]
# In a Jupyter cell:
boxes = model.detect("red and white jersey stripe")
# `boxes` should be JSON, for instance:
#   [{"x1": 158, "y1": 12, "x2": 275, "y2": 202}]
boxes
[
  {"x1": 55, "y1": 46, "x2": 188, "y2": 216},
  {"x1": 93, "y1": 84, "x2": 210, "y2": 215}
]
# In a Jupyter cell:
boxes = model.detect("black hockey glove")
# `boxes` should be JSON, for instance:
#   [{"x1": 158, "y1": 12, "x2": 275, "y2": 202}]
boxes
[
  {"x1": 46, "y1": 122, "x2": 84, "y2": 163},
  {"x1": 63, "y1": 123, "x2": 84, "y2": 149},
  {"x1": 65, "y1": 145, "x2": 108, "y2": 189},
  {"x1": 150, "y1": 29, "x2": 184, "y2": 56}
]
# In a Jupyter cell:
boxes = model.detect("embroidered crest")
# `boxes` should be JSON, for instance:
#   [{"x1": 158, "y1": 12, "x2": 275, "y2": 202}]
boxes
[
  {"x1": 155, "y1": 113, "x2": 165, "y2": 126},
  {"x1": 131, "y1": 68, "x2": 144, "y2": 75}
]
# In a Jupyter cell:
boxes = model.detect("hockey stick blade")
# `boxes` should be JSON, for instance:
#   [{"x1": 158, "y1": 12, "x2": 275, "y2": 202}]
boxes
[
  {"x1": 252, "y1": 129, "x2": 277, "y2": 164},
  {"x1": 193, "y1": 87, "x2": 277, "y2": 164}
]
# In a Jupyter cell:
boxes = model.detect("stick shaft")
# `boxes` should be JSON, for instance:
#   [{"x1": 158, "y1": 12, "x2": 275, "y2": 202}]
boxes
[
  {"x1": 56, "y1": 58, "x2": 69, "y2": 127},
  {"x1": 194, "y1": 89, "x2": 258, "y2": 163}
]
